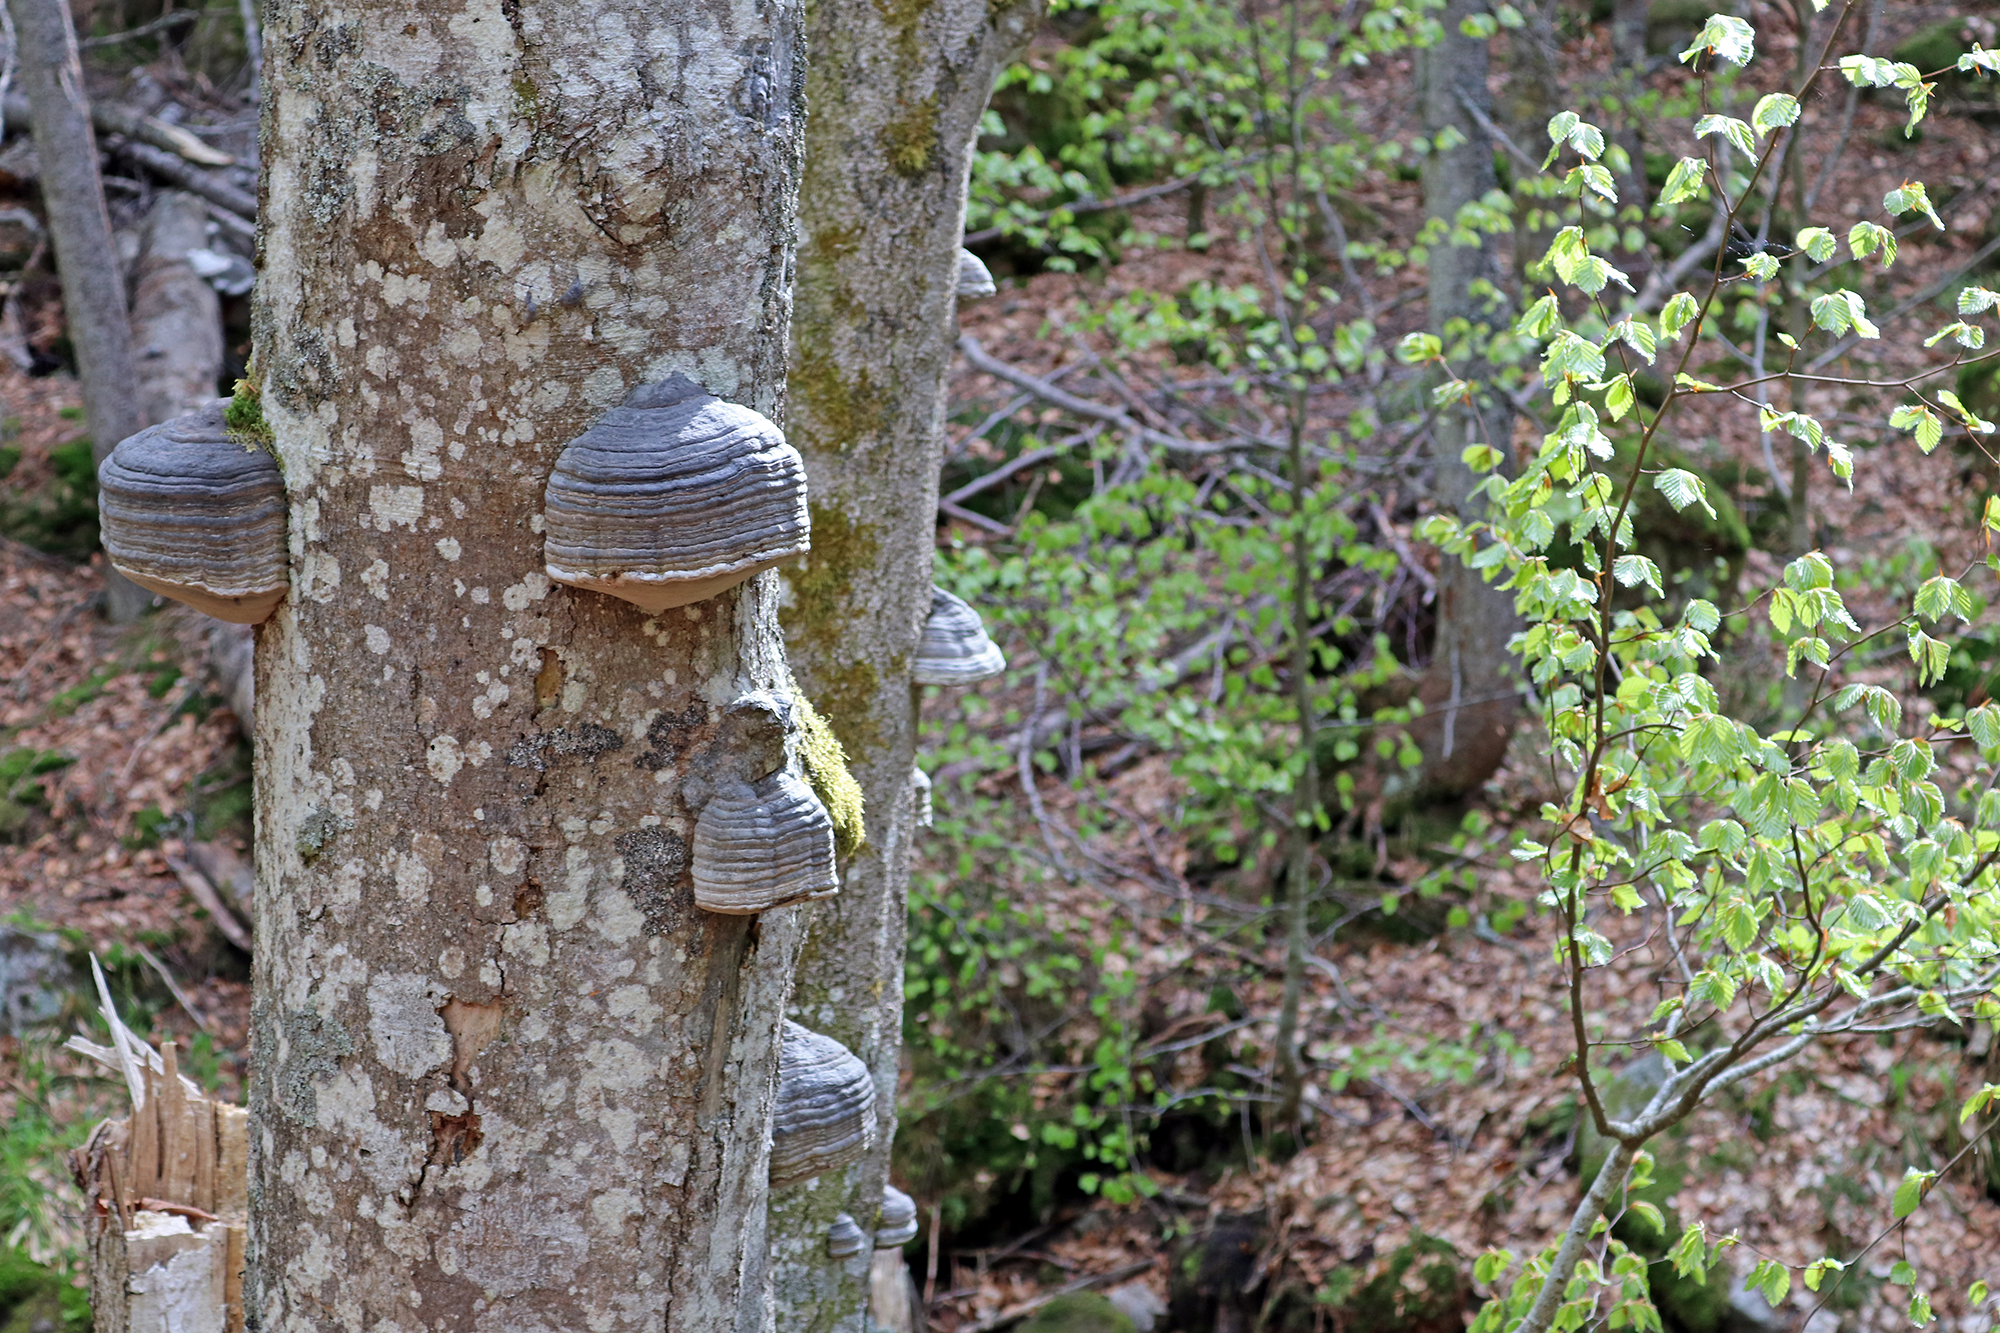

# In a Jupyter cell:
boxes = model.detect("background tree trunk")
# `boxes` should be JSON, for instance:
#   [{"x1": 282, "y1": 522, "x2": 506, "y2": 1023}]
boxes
[
  {"x1": 1411, "y1": 0, "x2": 1520, "y2": 799},
  {"x1": 772, "y1": 0, "x2": 1041, "y2": 1321},
  {"x1": 249, "y1": 3, "x2": 811, "y2": 1331},
  {"x1": 8, "y1": 0, "x2": 150, "y2": 621}
]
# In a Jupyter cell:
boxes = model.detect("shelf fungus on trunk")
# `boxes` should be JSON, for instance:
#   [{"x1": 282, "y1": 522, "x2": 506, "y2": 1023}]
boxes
[
  {"x1": 690, "y1": 770, "x2": 839, "y2": 915},
  {"x1": 955, "y1": 248, "x2": 996, "y2": 301},
  {"x1": 769, "y1": 1021, "x2": 876, "y2": 1188},
  {"x1": 911, "y1": 586, "x2": 1006, "y2": 686},
  {"x1": 97, "y1": 399, "x2": 289, "y2": 624},
  {"x1": 824, "y1": 1213, "x2": 867, "y2": 1259},
  {"x1": 875, "y1": 1184, "x2": 919, "y2": 1248},
  {"x1": 542, "y1": 374, "x2": 810, "y2": 612}
]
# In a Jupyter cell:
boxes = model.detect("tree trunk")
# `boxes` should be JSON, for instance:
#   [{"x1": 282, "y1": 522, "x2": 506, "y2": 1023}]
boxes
[
  {"x1": 772, "y1": 0, "x2": 1039, "y2": 1323},
  {"x1": 8, "y1": 0, "x2": 150, "y2": 621},
  {"x1": 1411, "y1": 0, "x2": 1520, "y2": 799},
  {"x1": 248, "y1": 3, "x2": 812, "y2": 1331},
  {"x1": 130, "y1": 191, "x2": 225, "y2": 428}
]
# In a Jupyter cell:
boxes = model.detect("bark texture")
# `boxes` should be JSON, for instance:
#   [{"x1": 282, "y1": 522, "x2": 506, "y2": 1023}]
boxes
[
  {"x1": 7, "y1": 0, "x2": 149, "y2": 620},
  {"x1": 1412, "y1": 0, "x2": 1520, "y2": 799},
  {"x1": 249, "y1": 3, "x2": 812, "y2": 1332},
  {"x1": 772, "y1": 0, "x2": 1040, "y2": 1324}
]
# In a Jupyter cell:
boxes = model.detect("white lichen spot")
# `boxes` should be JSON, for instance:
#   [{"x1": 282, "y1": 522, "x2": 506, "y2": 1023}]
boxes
[
  {"x1": 529, "y1": 512, "x2": 546, "y2": 534},
  {"x1": 364, "y1": 625, "x2": 392, "y2": 655},
  {"x1": 369, "y1": 484, "x2": 425, "y2": 531},
  {"x1": 403, "y1": 419, "x2": 445, "y2": 481},
  {"x1": 560, "y1": 679, "x2": 586, "y2": 714},
  {"x1": 439, "y1": 946, "x2": 466, "y2": 978},
  {"x1": 469, "y1": 679, "x2": 510, "y2": 720},
  {"x1": 365, "y1": 788, "x2": 383, "y2": 811},
  {"x1": 548, "y1": 847, "x2": 593, "y2": 930},
  {"x1": 501, "y1": 571, "x2": 552, "y2": 611},
  {"x1": 361, "y1": 559, "x2": 391, "y2": 601},
  {"x1": 427, "y1": 735, "x2": 464, "y2": 785},
  {"x1": 436, "y1": 537, "x2": 462, "y2": 562},
  {"x1": 364, "y1": 973, "x2": 451, "y2": 1077},
  {"x1": 489, "y1": 836, "x2": 527, "y2": 875},
  {"x1": 471, "y1": 586, "x2": 491, "y2": 604},
  {"x1": 395, "y1": 850, "x2": 433, "y2": 903}
]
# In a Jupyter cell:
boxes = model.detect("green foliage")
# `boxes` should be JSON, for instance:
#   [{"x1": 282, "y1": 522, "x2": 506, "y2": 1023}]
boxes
[
  {"x1": 223, "y1": 373, "x2": 273, "y2": 448},
  {"x1": 1454, "y1": 19, "x2": 2000, "y2": 1333},
  {"x1": 0, "y1": 440, "x2": 99, "y2": 562},
  {"x1": 0, "y1": 749, "x2": 74, "y2": 845}
]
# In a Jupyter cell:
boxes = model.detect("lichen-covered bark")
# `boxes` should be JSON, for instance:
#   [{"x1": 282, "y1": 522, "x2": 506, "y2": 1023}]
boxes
[
  {"x1": 249, "y1": 3, "x2": 810, "y2": 1331},
  {"x1": 772, "y1": 0, "x2": 1039, "y2": 1326}
]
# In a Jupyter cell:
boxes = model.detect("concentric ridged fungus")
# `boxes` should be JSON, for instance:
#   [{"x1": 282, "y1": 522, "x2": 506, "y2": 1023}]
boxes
[
  {"x1": 910, "y1": 587, "x2": 1006, "y2": 686},
  {"x1": 543, "y1": 376, "x2": 810, "y2": 611},
  {"x1": 875, "y1": 1184, "x2": 919, "y2": 1248},
  {"x1": 769, "y1": 1021, "x2": 875, "y2": 1188},
  {"x1": 97, "y1": 400, "x2": 288, "y2": 624},
  {"x1": 825, "y1": 1213, "x2": 867, "y2": 1258},
  {"x1": 955, "y1": 248, "x2": 996, "y2": 300},
  {"x1": 690, "y1": 771, "x2": 839, "y2": 915}
]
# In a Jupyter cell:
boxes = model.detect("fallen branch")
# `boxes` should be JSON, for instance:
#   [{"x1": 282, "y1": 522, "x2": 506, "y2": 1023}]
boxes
[
  {"x1": 0, "y1": 91, "x2": 234, "y2": 168},
  {"x1": 942, "y1": 444, "x2": 1063, "y2": 506},
  {"x1": 964, "y1": 172, "x2": 1204, "y2": 246},
  {"x1": 112, "y1": 139, "x2": 258, "y2": 218},
  {"x1": 77, "y1": 9, "x2": 197, "y2": 49},
  {"x1": 952, "y1": 1259, "x2": 1157, "y2": 1333},
  {"x1": 958, "y1": 335, "x2": 1236, "y2": 455}
]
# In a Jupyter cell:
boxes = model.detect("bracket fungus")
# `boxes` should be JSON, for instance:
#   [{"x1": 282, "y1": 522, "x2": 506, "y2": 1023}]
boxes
[
  {"x1": 690, "y1": 770, "x2": 839, "y2": 915},
  {"x1": 955, "y1": 248, "x2": 997, "y2": 301},
  {"x1": 825, "y1": 1213, "x2": 867, "y2": 1259},
  {"x1": 911, "y1": 587, "x2": 1006, "y2": 686},
  {"x1": 542, "y1": 375, "x2": 810, "y2": 611},
  {"x1": 97, "y1": 400, "x2": 288, "y2": 624},
  {"x1": 769, "y1": 1021, "x2": 876, "y2": 1188},
  {"x1": 875, "y1": 1184, "x2": 919, "y2": 1248}
]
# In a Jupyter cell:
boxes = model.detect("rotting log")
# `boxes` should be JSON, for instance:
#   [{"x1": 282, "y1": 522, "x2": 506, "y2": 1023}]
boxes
[{"x1": 130, "y1": 191, "x2": 225, "y2": 428}]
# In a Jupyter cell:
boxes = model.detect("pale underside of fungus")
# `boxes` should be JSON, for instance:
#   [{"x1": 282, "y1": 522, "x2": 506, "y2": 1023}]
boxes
[
  {"x1": 690, "y1": 770, "x2": 839, "y2": 915},
  {"x1": 955, "y1": 248, "x2": 996, "y2": 301},
  {"x1": 910, "y1": 586, "x2": 1006, "y2": 686},
  {"x1": 97, "y1": 399, "x2": 289, "y2": 624},
  {"x1": 542, "y1": 375, "x2": 811, "y2": 611},
  {"x1": 769, "y1": 1021, "x2": 876, "y2": 1188}
]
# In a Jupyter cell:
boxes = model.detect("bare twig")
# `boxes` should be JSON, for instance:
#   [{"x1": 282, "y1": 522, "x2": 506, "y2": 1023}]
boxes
[
  {"x1": 964, "y1": 170, "x2": 1211, "y2": 245},
  {"x1": 77, "y1": 9, "x2": 197, "y2": 49},
  {"x1": 0, "y1": 91, "x2": 235, "y2": 167}
]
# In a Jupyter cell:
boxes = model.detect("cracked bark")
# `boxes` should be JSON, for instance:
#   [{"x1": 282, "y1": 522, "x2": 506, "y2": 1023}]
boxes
[
  {"x1": 248, "y1": 2, "x2": 812, "y2": 1331},
  {"x1": 771, "y1": 0, "x2": 1041, "y2": 1325}
]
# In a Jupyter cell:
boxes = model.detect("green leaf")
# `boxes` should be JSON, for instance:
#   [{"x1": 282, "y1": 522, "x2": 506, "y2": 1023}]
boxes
[
  {"x1": 1628, "y1": 1200, "x2": 1666, "y2": 1234},
  {"x1": 1654, "y1": 468, "x2": 1715, "y2": 517},
  {"x1": 1885, "y1": 181, "x2": 1944, "y2": 230},
  {"x1": 1397, "y1": 332, "x2": 1443, "y2": 363},
  {"x1": 1653, "y1": 1036, "x2": 1692, "y2": 1065},
  {"x1": 1849, "y1": 220, "x2": 1898, "y2": 266},
  {"x1": 1658, "y1": 157, "x2": 1709, "y2": 207},
  {"x1": 1893, "y1": 1167, "x2": 1937, "y2": 1219},
  {"x1": 1614, "y1": 554, "x2": 1663, "y2": 595},
  {"x1": 1795, "y1": 226, "x2": 1835, "y2": 261},
  {"x1": 1660, "y1": 292, "x2": 1701, "y2": 340},
  {"x1": 1693, "y1": 114, "x2": 1758, "y2": 157},
  {"x1": 1682, "y1": 14, "x2": 1755, "y2": 66},
  {"x1": 1752, "y1": 94, "x2": 1800, "y2": 132}
]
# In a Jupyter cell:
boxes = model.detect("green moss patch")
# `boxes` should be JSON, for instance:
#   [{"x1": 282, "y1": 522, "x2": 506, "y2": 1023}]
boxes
[{"x1": 794, "y1": 695, "x2": 866, "y2": 858}]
